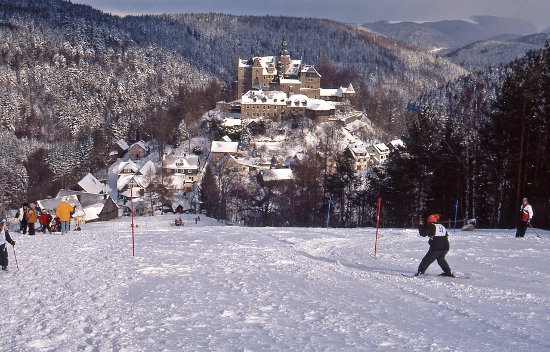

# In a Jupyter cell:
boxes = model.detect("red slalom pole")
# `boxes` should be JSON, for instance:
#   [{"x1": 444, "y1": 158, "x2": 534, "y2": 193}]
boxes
[
  {"x1": 131, "y1": 187, "x2": 135, "y2": 257},
  {"x1": 374, "y1": 197, "x2": 382, "y2": 257}
]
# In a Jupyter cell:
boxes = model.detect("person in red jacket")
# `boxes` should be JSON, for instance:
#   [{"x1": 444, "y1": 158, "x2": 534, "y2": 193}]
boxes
[
  {"x1": 416, "y1": 213, "x2": 454, "y2": 277},
  {"x1": 515, "y1": 197, "x2": 534, "y2": 238},
  {"x1": 39, "y1": 211, "x2": 53, "y2": 234}
]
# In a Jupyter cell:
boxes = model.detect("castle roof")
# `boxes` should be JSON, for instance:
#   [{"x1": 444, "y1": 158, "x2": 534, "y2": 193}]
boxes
[{"x1": 241, "y1": 90, "x2": 288, "y2": 105}]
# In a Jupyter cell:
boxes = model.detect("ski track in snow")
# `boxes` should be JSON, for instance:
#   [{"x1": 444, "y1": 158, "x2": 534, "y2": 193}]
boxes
[{"x1": 2, "y1": 216, "x2": 549, "y2": 351}]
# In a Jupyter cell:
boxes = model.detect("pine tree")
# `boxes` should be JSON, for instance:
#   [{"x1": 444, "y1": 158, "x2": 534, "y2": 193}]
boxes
[{"x1": 199, "y1": 164, "x2": 219, "y2": 218}]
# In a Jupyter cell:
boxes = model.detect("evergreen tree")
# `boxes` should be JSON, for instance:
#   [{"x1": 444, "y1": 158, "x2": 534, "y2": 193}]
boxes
[
  {"x1": 482, "y1": 45, "x2": 550, "y2": 227},
  {"x1": 199, "y1": 164, "x2": 219, "y2": 218}
]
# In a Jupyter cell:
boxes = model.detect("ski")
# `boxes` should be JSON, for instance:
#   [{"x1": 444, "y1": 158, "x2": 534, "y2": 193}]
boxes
[{"x1": 401, "y1": 273, "x2": 471, "y2": 279}]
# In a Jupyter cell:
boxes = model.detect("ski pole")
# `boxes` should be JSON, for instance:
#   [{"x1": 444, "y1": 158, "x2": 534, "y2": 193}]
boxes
[
  {"x1": 528, "y1": 223, "x2": 541, "y2": 238},
  {"x1": 12, "y1": 245, "x2": 19, "y2": 271}
]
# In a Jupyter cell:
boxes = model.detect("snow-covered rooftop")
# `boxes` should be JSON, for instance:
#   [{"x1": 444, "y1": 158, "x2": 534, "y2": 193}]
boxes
[
  {"x1": 222, "y1": 118, "x2": 242, "y2": 127},
  {"x1": 373, "y1": 143, "x2": 390, "y2": 153},
  {"x1": 211, "y1": 141, "x2": 239, "y2": 154},
  {"x1": 138, "y1": 160, "x2": 156, "y2": 177},
  {"x1": 348, "y1": 143, "x2": 368, "y2": 155},
  {"x1": 77, "y1": 173, "x2": 105, "y2": 195},
  {"x1": 285, "y1": 60, "x2": 302, "y2": 76},
  {"x1": 82, "y1": 203, "x2": 104, "y2": 222},
  {"x1": 280, "y1": 78, "x2": 302, "y2": 84},
  {"x1": 129, "y1": 140, "x2": 148, "y2": 151},
  {"x1": 390, "y1": 139, "x2": 405, "y2": 149},
  {"x1": 262, "y1": 168, "x2": 294, "y2": 182},
  {"x1": 116, "y1": 139, "x2": 129, "y2": 151},
  {"x1": 241, "y1": 90, "x2": 287, "y2": 105},
  {"x1": 307, "y1": 99, "x2": 335, "y2": 111},
  {"x1": 164, "y1": 155, "x2": 200, "y2": 170},
  {"x1": 320, "y1": 84, "x2": 355, "y2": 98}
]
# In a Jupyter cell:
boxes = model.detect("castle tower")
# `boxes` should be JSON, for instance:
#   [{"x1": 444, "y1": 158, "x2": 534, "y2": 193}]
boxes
[{"x1": 278, "y1": 39, "x2": 291, "y2": 77}]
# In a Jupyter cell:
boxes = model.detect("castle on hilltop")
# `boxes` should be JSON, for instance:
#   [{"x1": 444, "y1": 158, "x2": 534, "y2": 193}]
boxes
[{"x1": 235, "y1": 40, "x2": 355, "y2": 121}]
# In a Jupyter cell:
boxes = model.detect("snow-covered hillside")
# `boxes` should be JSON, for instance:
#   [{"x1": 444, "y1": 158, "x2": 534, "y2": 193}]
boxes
[{"x1": 2, "y1": 216, "x2": 549, "y2": 351}]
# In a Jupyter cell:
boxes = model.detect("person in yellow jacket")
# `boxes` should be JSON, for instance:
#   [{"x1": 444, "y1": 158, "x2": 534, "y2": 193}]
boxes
[{"x1": 56, "y1": 199, "x2": 74, "y2": 235}]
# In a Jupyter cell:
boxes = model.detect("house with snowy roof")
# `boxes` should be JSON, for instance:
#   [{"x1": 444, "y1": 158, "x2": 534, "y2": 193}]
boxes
[
  {"x1": 75, "y1": 173, "x2": 111, "y2": 195},
  {"x1": 388, "y1": 139, "x2": 406, "y2": 152},
  {"x1": 210, "y1": 141, "x2": 239, "y2": 163},
  {"x1": 259, "y1": 168, "x2": 294, "y2": 185},
  {"x1": 367, "y1": 143, "x2": 391, "y2": 163},
  {"x1": 163, "y1": 154, "x2": 200, "y2": 191},
  {"x1": 114, "y1": 139, "x2": 129, "y2": 158},
  {"x1": 320, "y1": 84, "x2": 356, "y2": 102},
  {"x1": 115, "y1": 160, "x2": 156, "y2": 198},
  {"x1": 127, "y1": 140, "x2": 148, "y2": 160},
  {"x1": 345, "y1": 142, "x2": 370, "y2": 171},
  {"x1": 223, "y1": 155, "x2": 265, "y2": 175}
]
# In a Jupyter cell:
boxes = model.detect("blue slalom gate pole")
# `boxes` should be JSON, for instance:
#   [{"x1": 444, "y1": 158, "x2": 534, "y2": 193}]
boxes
[
  {"x1": 453, "y1": 199, "x2": 459, "y2": 233},
  {"x1": 326, "y1": 194, "x2": 332, "y2": 229}
]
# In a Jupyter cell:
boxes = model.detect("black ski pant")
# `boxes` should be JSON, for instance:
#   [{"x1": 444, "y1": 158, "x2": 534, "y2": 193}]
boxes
[
  {"x1": 28, "y1": 223, "x2": 36, "y2": 236},
  {"x1": 0, "y1": 244, "x2": 8, "y2": 268},
  {"x1": 515, "y1": 221, "x2": 528, "y2": 237},
  {"x1": 20, "y1": 220, "x2": 27, "y2": 234},
  {"x1": 418, "y1": 248, "x2": 451, "y2": 275}
]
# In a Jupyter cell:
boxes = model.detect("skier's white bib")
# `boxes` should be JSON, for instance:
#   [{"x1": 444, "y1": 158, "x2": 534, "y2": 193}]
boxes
[
  {"x1": 434, "y1": 224, "x2": 447, "y2": 237},
  {"x1": 0, "y1": 228, "x2": 7, "y2": 246}
]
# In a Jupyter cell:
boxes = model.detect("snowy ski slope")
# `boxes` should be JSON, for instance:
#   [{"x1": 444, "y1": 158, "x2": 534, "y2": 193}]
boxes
[{"x1": 2, "y1": 215, "x2": 549, "y2": 351}]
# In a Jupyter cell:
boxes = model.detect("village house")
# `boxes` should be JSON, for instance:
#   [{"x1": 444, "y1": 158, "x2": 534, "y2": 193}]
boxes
[
  {"x1": 259, "y1": 168, "x2": 295, "y2": 185},
  {"x1": 75, "y1": 173, "x2": 111, "y2": 195},
  {"x1": 320, "y1": 84, "x2": 356, "y2": 102},
  {"x1": 367, "y1": 143, "x2": 391, "y2": 163},
  {"x1": 222, "y1": 155, "x2": 265, "y2": 175},
  {"x1": 163, "y1": 154, "x2": 200, "y2": 191},
  {"x1": 345, "y1": 142, "x2": 370, "y2": 171},
  {"x1": 127, "y1": 140, "x2": 148, "y2": 160},
  {"x1": 114, "y1": 139, "x2": 130, "y2": 158},
  {"x1": 388, "y1": 139, "x2": 405, "y2": 152},
  {"x1": 115, "y1": 160, "x2": 156, "y2": 198},
  {"x1": 210, "y1": 141, "x2": 239, "y2": 163}
]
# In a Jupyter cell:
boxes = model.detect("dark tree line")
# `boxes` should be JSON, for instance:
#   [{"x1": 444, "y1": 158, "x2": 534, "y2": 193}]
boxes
[{"x1": 376, "y1": 45, "x2": 550, "y2": 229}]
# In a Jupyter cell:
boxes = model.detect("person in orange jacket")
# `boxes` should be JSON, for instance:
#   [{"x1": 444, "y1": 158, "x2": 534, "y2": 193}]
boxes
[
  {"x1": 27, "y1": 203, "x2": 38, "y2": 236},
  {"x1": 56, "y1": 199, "x2": 74, "y2": 235}
]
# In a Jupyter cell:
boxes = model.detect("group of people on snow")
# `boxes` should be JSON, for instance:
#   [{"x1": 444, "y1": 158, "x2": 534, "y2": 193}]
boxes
[
  {"x1": 2, "y1": 196, "x2": 539, "y2": 274},
  {"x1": 16, "y1": 199, "x2": 75, "y2": 236},
  {"x1": 416, "y1": 197, "x2": 535, "y2": 277}
]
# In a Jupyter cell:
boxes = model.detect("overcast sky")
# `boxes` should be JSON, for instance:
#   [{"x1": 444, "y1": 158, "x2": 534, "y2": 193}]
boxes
[{"x1": 72, "y1": 0, "x2": 549, "y2": 29}]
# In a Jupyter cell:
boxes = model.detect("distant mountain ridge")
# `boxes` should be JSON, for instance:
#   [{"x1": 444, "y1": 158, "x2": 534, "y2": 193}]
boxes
[
  {"x1": 445, "y1": 33, "x2": 550, "y2": 70},
  {"x1": 363, "y1": 16, "x2": 539, "y2": 52}
]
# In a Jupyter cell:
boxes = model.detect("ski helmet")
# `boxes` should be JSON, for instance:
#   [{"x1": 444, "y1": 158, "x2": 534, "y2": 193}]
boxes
[{"x1": 427, "y1": 214, "x2": 440, "y2": 223}]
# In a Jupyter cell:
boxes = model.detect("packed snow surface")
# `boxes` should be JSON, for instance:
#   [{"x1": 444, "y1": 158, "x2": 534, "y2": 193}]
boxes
[{"x1": 2, "y1": 216, "x2": 549, "y2": 351}]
